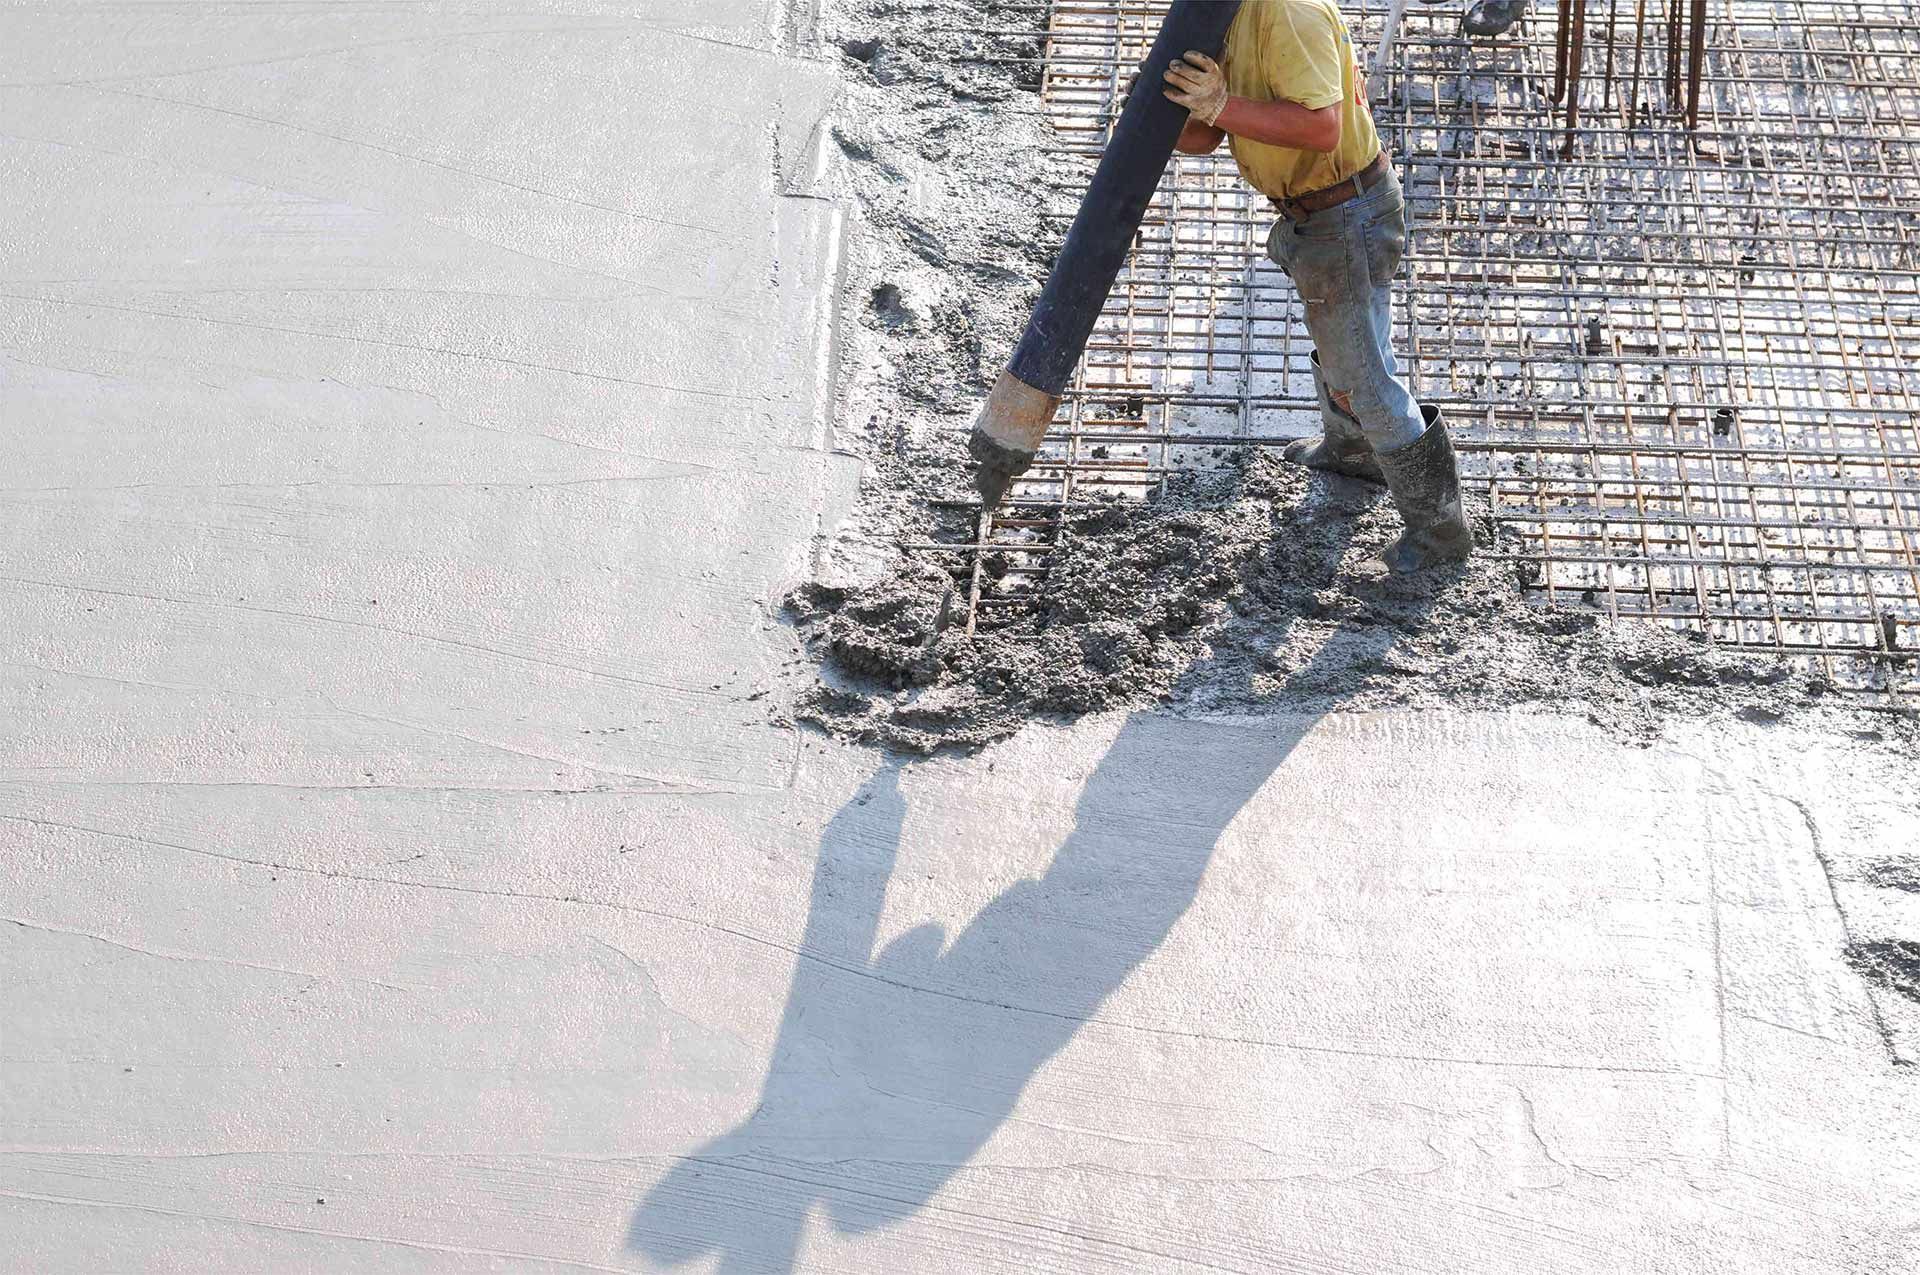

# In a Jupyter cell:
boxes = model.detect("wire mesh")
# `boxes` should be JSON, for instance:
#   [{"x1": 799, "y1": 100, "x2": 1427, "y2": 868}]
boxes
[{"x1": 937, "y1": 0, "x2": 1920, "y2": 697}]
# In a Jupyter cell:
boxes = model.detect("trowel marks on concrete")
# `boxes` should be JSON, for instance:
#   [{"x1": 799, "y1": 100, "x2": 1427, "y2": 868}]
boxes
[
  {"x1": 788, "y1": 454, "x2": 1874, "y2": 753},
  {"x1": 796, "y1": 0, "x2": 1913, "y2": 756}
]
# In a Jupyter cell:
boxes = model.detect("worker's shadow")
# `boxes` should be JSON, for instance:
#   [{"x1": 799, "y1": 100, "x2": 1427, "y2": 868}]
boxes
[{"x1": 629, "y1": 475, "x2": 1440, "y2": 1273}]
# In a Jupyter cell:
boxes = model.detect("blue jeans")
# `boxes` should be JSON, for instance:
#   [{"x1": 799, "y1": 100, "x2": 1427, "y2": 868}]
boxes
[{"x1": 1265, "y1": 169, "x2": 1427, "y2": 453}]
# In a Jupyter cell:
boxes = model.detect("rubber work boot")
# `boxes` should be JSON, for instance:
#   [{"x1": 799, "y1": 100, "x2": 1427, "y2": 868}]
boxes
[
  {"x1": 1462, "y1": 0, "x2": 1529, "y2": 37},
  {"x1": 1374, "y1": 405, "x2": 1473, "y2": 572},
  {"x1": 1283, "y1": 350, "x2": 1384, "y2": 484}
]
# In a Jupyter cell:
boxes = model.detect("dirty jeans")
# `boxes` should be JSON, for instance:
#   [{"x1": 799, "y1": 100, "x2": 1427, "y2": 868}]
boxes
[{"x1": 1264, "y1": 168, "x2": 1427, "y2": 453}]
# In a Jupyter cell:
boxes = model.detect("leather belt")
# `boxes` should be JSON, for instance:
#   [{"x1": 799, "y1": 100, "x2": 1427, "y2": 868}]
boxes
[{"x1": 1271, "y1": 150, "x2": 1391, "y2": 222}]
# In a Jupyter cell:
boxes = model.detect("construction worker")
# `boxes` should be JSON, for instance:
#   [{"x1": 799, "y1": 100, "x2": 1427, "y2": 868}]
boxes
[{"x1": 1164, "y1": 1, "x2": 1471, "y2": 572}]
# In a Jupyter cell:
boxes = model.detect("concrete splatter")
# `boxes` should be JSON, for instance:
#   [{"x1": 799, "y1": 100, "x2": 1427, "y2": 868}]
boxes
[{"x1": 784, "y1": 452, "x2": 1880, "y2": 753}]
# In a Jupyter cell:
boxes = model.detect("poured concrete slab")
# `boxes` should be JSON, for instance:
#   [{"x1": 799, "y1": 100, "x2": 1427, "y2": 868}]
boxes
[
  {"x1": 6, "y1": 712, "x2": 1918, "y2": 1271},
  {"x1": 0, "y1": 0, "x2": 850, "y2": 796},
  {"x1": 2, "y1": 3, "x2": 1917, "y2": 1274}
]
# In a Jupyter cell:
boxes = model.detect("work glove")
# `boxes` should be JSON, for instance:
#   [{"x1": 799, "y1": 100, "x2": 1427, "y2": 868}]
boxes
[{"x1": 1162, "y1": 50, "x2": 1229, "y2": 125}]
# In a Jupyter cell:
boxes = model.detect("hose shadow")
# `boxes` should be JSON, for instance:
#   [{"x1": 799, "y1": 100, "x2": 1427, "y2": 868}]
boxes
[{"x1": 629, "y1": 476, "x2": 1441, "y2": 1273}]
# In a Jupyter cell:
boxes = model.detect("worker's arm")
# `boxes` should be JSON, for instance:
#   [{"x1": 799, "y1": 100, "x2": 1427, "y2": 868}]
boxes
[
  {"x1": 1175, "y1": 118, "x2": 1226, "y2": 154},
  {"x1": 1163, "y1": 51, "x2": 1342, "y2": 154},
  {"x1": 1216, "y1": 95, "x2": 1340, "y2": 152}
]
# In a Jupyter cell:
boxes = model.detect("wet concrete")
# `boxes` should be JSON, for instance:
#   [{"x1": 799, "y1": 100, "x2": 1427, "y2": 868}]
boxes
[
  {"x1": 790, "y1": 452, "x2": 1870, "y2": 754},
  {"x1": 787, "y1": 0, "x2": 1914, "y2": 756},
  {"x1": 4, "y1": 2, "x2": 1919, "y2": 1273}
]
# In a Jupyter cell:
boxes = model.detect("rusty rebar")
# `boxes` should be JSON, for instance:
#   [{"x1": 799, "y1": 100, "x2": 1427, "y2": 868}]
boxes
[
  {"x1": 1553, "y1": 0, "x2": 1575, "y2": 103},
  {"x1": 1627, "y1": 0, "x2": 1648, "y2": 126},
  {"x1": 1562, "y1": 0, "x2": 1588, "y2": 158},
  {"x1": 1602, "y1": 0, "x2": 1620, "y2": 109},
  {"x1": 1685, "y1": 0, "x2": 1709, "y2": 129},
  {"x1": 962, "y1": 508, "x2": 990, "y2": 640},
  {"x1": 930, "y1": 0, "x2": 1920, "y2": 696},
  {"x1": 1665, "y1": 0, "x2": 1683, "y2": 114}
]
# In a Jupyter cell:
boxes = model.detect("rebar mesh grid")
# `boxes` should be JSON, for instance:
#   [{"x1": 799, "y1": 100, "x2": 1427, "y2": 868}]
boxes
[{"x1": 935, "y1": 0, "x2": 1920, "y2": 695}]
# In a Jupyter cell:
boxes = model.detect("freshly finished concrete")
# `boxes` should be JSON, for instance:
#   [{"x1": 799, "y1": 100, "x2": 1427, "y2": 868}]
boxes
[{"x1": 3, "y1": 3, "x2": 1917, "y2": 1273}]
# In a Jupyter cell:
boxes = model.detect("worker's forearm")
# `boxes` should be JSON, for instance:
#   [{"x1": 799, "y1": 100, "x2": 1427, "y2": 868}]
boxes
[
  {"x1": 1214, "y1": 96, "x2": 1340, "y2": 153},
  {"x1": 1175, "y1": 118, "x2": 1226, "y2": 154}
]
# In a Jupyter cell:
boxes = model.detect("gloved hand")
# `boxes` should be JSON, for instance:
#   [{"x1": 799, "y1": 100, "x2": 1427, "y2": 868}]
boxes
[{"x1": 1162, "y1": 50, "x2": 1229, "y2": 125}]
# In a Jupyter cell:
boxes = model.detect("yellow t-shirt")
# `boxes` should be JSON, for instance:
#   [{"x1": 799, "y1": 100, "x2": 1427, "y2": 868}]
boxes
[{"x1": 1221, "y1": 0, "x2": 1380, "y2": 200}]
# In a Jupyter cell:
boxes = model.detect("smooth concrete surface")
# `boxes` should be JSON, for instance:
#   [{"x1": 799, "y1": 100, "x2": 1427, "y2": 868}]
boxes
[{"x1": 3, "y1": 4, "x2": 1918, "y2": 1273}]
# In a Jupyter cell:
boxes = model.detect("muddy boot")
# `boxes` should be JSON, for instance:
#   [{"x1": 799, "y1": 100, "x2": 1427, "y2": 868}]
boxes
[
  {"x1": 1375, "y1": 406, "x2": 1473, "y2": 572},
  {"x1": 1283, "y1": 350, "x2": 1384, "y2": 484},
  {"x1": 1463, "y1": 0, "x2": 1529, "y2": 37}
]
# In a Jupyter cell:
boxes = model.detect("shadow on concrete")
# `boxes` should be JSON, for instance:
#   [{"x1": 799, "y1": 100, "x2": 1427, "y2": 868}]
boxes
[{"x1": 629, "y1": 480, "x2": 1437, "y2": 1273}]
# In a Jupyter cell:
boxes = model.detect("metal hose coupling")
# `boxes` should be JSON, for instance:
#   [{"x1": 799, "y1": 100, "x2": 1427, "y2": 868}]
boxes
[{"x1": 967, "y1": 370, "x2": 1061, "y2": 507}]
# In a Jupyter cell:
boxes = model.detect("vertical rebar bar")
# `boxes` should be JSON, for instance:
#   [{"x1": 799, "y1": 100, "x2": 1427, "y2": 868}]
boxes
[
  {"x1": 1684, "y1": 0, "x2": 1708, "y2": 129},
  {"x1": 1553, "y1": 0, "x2": 1574, "y2": 103},
  {"x1": 1627, "y1": 0, "x2": 1648, "y2": 126},
  {"x1": 1602, "y1": 0, "x2": 1620, "y2": 110},
  {"x1": 945, "y1": 0, "x2": 1920, "y2": 697},
  {"x1": 1562, "y1": 0, "x2": 1588, "y2": 157},
  {"x1": 1665, "y1": 0, "x2": 1683, "y2": 115}
]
